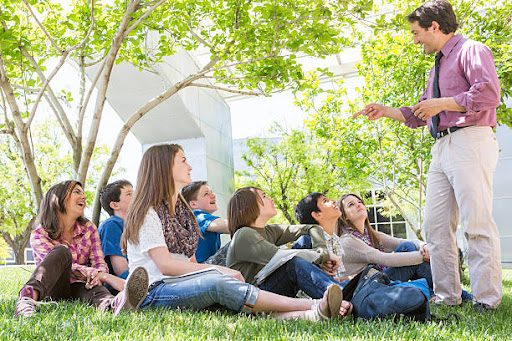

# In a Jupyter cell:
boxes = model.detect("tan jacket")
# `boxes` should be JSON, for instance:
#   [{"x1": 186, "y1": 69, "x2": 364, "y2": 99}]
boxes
[{"x1": 337, "y1": 231, "x2": 424, "y2": 278}]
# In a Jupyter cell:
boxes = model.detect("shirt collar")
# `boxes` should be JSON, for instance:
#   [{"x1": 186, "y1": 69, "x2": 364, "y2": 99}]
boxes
[
  {"x1": 109, "y1": 215, "x2": 124, "y2": 223},
  {"x1": 440, "y1": 34, "x2": 464, "y2": 59},
  {"x1": 323, "y1": 231, "x2": 335, "y2": 242},
  {"x1": 72, "y1": 221, "x2": 88, "y2": 238},
  {"x1": 193, "y1": 209, "x2": 211, "y2": 215}
]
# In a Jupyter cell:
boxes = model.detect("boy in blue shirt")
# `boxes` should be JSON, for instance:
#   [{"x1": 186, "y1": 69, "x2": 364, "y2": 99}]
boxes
[
  {"x1": 182, "y1": 181, "x2": 229, "y2": 263},
  {"x1": 98, "y1": 180, "x2": 133, "y2": 280}
]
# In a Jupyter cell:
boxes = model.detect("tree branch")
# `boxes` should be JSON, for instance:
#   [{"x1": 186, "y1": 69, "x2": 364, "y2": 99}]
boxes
[
  {"x1": 68, "y1": 0, "x2": 96, "y2": 51},
  {"x1": 123, "y1": 0, "x2": 168, "y2": 39},
  {"x1": 78, "y1": 0, "x2": 143, "y2": 184},
  {"x1": 1, "y1": 231, "x2": 14, "y2": 249},
  {"x1": 83, "y1": 53, "x2": 107, "y2": 67},
  {"x1": 91, "y1": 72, "x2": 202, "y2": 223},
  {"x1": 24, "y1": 50, "x2": 71, "y2": 129},
  {"x1": 20, "y1": 48, "x2": 76, "y2": 144},
  {"x1": 140, "y1": 0, "x2": 161, "y2": 8},
  {"x1": 10, "y1": 83, "x2": 40, "y2": 93},
  {"x1": 22, "y1": 0, "x2": 62, "y2": 53},
  {"x1": 22, "y1": 1, "x2": 94, "y2": 131},
  {"x1": 0, "y1": 51, "x2": 43, "y2": 206},
  {"x1": 197, "y1": 55, "x2": 284, "y2": 77},
  {"x1": 386, "y1": 192, "x2": 422, "y2": 240},
  {"x1": 189, "y1": 29, "x2": 215, "y2": 51},
  {"x1": 188, "y1": 82, "x2": 263, "y2": 96},
  {"x1": 276, "y1": 15, "x2": 330, "y2": 30}
]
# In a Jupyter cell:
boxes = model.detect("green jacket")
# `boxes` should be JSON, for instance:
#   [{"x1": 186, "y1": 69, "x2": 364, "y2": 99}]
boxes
[{"x1": 226, "y1": 224, "x2": 329, "y2": 285}]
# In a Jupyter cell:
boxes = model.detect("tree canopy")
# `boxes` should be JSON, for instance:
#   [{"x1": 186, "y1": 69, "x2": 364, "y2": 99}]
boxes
[
  {"x1": 238, "y1": 0, "x2": 511, "y2": 238},
  {"x1": 0, "y1": 0, "x2": 374, "y2": 261}
]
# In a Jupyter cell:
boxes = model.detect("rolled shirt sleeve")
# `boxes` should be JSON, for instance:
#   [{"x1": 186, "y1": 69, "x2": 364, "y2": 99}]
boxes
[{"x1": 452, "y1": 43, "x2": 501, "y2": 114}]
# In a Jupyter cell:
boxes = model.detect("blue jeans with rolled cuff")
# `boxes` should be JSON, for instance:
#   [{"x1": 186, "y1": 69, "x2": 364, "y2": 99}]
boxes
[{"x1": 140, "y1": 273, "x2": 259, "y2": 313}]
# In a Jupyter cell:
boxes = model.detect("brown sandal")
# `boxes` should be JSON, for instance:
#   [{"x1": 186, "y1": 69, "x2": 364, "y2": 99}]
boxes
[{"x1": 327, "y1": 285, "x2": 343, "y2": 319}]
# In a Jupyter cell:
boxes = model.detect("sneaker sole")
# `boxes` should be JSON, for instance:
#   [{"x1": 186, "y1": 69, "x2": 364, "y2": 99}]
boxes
[{"x1": 124, "y1": 266, "x2": 149, "y2": 312}]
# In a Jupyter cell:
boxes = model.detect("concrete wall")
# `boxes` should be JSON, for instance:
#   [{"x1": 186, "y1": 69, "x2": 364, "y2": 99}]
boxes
[
  {"x1": 88, "y1": 48, "x2": 234, "y2": 219},
  {"x1": 494, "y1": 123, "x2": 512, "y2": 267}
]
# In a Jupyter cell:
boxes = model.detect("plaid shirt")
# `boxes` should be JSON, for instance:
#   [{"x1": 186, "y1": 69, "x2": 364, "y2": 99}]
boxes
[
  {"x1": 30, "y1": 220, "x2": 108, "y2": 283},
  {"x1": 323, "y1": 231, "x2": 348, "y2": 283}
]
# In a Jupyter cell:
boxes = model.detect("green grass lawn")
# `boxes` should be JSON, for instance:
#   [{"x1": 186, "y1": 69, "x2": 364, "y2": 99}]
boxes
[{"x1": 1, "y1": 266, "x2": 511, "y2": 340}]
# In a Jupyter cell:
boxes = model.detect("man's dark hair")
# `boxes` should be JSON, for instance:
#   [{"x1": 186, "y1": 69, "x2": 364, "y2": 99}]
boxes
[
  {"x1": 182, "y1": 181, "x2": 208, "y2": 203},
  {"x1": 407, "y1": 0, "x2": 459, "y2": 34},
  {"x1": 99, "y1": 179, "x2": 132, "y2": 216},
  {"x1": 295, "y1": 192, "x2": 324, "y2": 224}
]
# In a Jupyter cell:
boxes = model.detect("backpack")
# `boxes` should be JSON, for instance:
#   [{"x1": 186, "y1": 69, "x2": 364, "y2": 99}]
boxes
[{"x1": 344, "y1": 265, "x2": 431, "y2": 322}]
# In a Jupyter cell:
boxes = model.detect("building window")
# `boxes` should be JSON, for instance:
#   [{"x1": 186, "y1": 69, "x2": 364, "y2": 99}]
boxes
[{"x1": 365, "y1": 190, "x2": 407, "y2": 239}]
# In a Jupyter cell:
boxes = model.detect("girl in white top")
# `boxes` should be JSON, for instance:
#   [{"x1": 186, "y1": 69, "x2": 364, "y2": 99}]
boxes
[{"x1": 121, "y1": 143, "x2": 351, "y2": 321}]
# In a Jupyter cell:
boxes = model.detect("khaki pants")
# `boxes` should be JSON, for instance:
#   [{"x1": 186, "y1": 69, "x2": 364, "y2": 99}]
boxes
[{"x1": 424, "y1": 126, "x2": 502, "y2": 308}]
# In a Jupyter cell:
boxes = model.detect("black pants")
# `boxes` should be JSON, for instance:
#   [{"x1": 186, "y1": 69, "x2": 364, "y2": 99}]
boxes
[{"x1": 24, "y1": 244, "x2": 114, "y2": 311}]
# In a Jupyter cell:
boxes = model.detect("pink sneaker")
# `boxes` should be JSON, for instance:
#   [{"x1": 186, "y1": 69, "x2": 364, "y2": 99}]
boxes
[
  {"x1": 112, "y1": 266, "x2": 149, "y2": 316},
  {"x1": 15, "y1": 286, "x2": 37, "y2": 318},
  {"x1": 15, "y1": 286, "x2": 55, "y2": 318}
]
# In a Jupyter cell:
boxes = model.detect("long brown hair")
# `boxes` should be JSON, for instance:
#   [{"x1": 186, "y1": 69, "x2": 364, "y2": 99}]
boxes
[
  {"x1": 227, "y1": 186, "x2": 263, "y2": 237},
  {"x1": 336, "y1": 193, "x2": 382, "y2": 250},
  {"x1": 121, "y1": 144, "x2": 189, "y2": 252},
  {"x1": 38, "y1": 180, "x2": 87, "y2": 240}
]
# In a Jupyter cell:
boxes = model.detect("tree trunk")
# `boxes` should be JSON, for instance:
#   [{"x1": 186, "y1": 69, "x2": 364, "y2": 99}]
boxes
[
  {"x1": 78, "y1": 0, "x2": 142, "y2": 185},
  {"x1": 0, "y1": 56, "x2": 44, "y2": 208},
  {"x1": 12, "y1": 244, "x2": 26, "y2": 265},
  {"x1": 1, "y1": 225, "x2": 32, "y2": 265},
  {"x1": 386, "y1": 191, "x2": 424, "y2": 241}
]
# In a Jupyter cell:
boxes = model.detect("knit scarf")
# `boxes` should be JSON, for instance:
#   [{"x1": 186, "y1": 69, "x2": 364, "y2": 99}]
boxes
[{"x1": 156, "y1": 198, "x2": 199, "y2": 258}]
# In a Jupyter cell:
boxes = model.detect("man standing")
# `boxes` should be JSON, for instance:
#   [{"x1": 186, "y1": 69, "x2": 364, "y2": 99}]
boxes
[{"x1": 356, "y1": 0, "x2": 501, "y2": 311}]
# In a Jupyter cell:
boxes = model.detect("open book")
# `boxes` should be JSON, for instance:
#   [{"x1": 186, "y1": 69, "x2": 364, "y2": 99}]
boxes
[
  {"x1": 254, "y1": 249, "x2": 321, "y2": 285},
  {"x1": 161, "y1": 267, "x2": 222, "y2": 284}
]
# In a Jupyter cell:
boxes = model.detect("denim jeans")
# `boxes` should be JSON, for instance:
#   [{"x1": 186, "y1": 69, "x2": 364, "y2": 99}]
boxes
[
  {"x1": 292, "y1": 235, "x2": 350, "y2": 288},
  {"x1": 292, "y1": 235, "x2": 312, "y2": 250},
  {"x1": 259, "y1": 256, "x2": 341, "y2": 299},
  {"x1": 383, "y1": 242, "x2": 434, "y2": 296},
  {"x1": 295, "y1": 236, "x2": 433, "y2": 293},
  {"x1": 140, "y1": 273, "x2": 259, "y2": 313}
]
